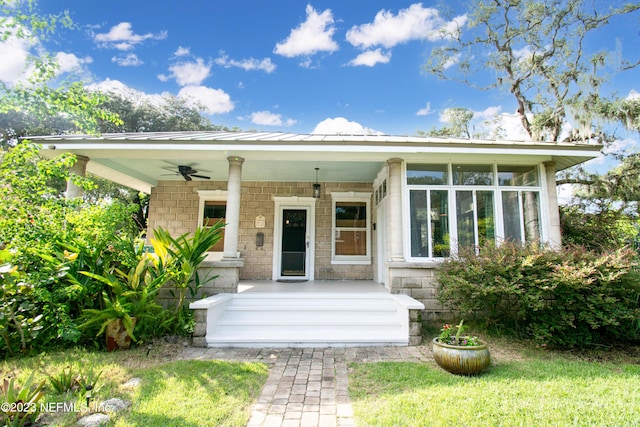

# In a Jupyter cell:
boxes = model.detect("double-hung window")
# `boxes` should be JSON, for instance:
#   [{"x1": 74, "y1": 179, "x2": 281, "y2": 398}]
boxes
[
  {"x1": 331, "y1": 192, "x2": 371, "y2": 264},
  {"x1": 197, "y1": 190, "x2": 227, "y2": 252}
]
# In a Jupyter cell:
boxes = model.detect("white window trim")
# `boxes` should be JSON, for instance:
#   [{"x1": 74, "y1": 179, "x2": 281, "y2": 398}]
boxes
[
  {"x1": 330, "y1": 191, "x2": 372, "y2": 265},
  {"x1": 197, "y1": 190, "x2": 227, "y2": 258},
  {"x1": 405, "y1": 163, "x2": 547, "y2": 261}
]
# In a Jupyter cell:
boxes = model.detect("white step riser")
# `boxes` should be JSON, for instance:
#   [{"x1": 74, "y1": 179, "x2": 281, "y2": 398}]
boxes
[
  {"x1": 220, "y1": 312, "x2": 399, "y2": 322},
  {"x1": 199, "y1": 292, "x2": 417, "y2": 347}
]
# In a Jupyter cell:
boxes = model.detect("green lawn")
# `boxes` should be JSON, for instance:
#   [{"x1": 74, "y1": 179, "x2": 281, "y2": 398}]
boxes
[
  {"x1": 349, "y1": 351, "x2": 640, "y2": 427},
  {"x1": 1, "y1": 345, "x2": 268, "y2": 427}
]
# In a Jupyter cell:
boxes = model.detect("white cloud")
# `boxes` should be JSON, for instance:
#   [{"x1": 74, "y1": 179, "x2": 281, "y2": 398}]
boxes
[
  {"x1": 250, "y1": 111, "x2": 296, "y2": 127},
  {"x1": 495, "y1": 112, "x2": 531, "y2": 140},
  {"x1": 215, "y1": 53, "x2": 276, "y2": 73},
  {"x1": 627, "y1": 89, "x2": 640, "y2": 100},
  {"x1": 416, "y1": 103, "x2": 433, "y2": 116},
  {"x1": 111, "y1": 53, "x2": 142, "y2": 67},
  {"x1": 442, "y1": 53, "x2": 460, "y2": 70},
  {"x1": 346, "y1": 4, "x2": 467, "y2": 49},
  {"x1": 161, "y1": 58, "x2": 211, "y2": 86},
  {"x1": 600, "y1": 137, "x2": 638, "y2": 159},
  {"x1": 54, "y1": 52, "x2": 92, "y2": 75},
  {"x1": 0, "y1": 23, "x2": 34, "y2": 85},
  {"x1": 94, "y1": 22, "x2": 167, "y2": 51},
  {"x1": 178, "y1": 85, "x2": 234, "y2": 115},
  {"x1": 274, "y1": 4, "x2": 339, "y2": 58},
  {"x1": 474, "y1": 106, "x2": 502, "y2": 121},
  {"x1": 87, "y1": 78, "x2": 167, "y2": 106},
  {"x1": 312, "y1": 117, "x2": 382, "y2": 135},
  {"x1": 174, "y1": 46, "x2": 190, "y2": 57},
  {"x1": 347, "y1": 48, "x2": 391, "y2": 67},
  {"x1": 513, "y1": 45, "x2": 533, "y2": 60}
]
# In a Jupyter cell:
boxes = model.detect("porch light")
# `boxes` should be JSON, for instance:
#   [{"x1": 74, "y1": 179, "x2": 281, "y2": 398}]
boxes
[{"x1": 313, "y1": 167, "x2": 321, "y2": 199}]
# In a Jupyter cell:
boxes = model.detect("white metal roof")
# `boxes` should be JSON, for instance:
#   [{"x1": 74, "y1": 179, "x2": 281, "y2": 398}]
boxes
[{"x1": 28, "y1": 131, "x2": 602, "y2": 193}]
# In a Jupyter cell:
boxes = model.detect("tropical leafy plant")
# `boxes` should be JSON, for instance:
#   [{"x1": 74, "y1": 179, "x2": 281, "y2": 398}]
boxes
[
  {"x1": 151, "y1": 223, "x2": 224, "y2": 314},
  {"x1": 0, "y1": 250, "x2": 43, "y2": 356},
  {"x1": 78, "y1": 246, "x2": 165, "y2": 342},
  {"x1": 0, "y1": 372, "x2": 45, "y2": 427}
]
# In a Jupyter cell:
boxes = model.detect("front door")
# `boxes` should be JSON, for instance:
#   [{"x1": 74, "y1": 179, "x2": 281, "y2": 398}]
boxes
[
  {"x1": 280, "y1": 209, "x2": 307, "y2": 277},
  {"x1": 273, "y1": 198, "x2": 315, "y2": 281}
]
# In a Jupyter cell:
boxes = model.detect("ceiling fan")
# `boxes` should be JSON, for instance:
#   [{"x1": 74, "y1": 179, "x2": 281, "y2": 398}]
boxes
[{"x1": 164, "y1": 165, "x2": 211, "y2": 181}]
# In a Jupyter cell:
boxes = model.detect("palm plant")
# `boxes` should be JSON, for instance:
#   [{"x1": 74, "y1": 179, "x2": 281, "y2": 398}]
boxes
[
  {"x1": 79, "y1": 246, "x2": 165, "y2": 342},
  {"x1": 151, "y1": 223, "x2": 224, "y2": 312}
]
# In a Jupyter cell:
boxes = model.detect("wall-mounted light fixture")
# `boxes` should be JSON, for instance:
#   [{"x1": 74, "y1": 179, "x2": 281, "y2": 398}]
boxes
[{"x1": 313, "y1": 167, "x2": 321, "y2": 199}]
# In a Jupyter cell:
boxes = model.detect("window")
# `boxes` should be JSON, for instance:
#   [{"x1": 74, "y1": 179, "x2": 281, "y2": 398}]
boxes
[
  {"x1": 501, "y1": 191, "x2": 541, "y2": 243},
  {"x1": 203, "y1": 201, "x2": 226, "y2": 251},
  {"x1": 455, "y1": 190, "x2": 495, "y2": 249},
  {"x1": 453, "y1": 164, "x2": 493, "y2": 185},
  {"x1": 197, "y1": 190, "x2": 227, "y2": 252},
  {"x1": 407, "y1": 163, "x2": 542, "y2": 258},
  {"x1": 410, "y1": 190, "x2": 449, "y2": 258},
  {"x1": 407, "y1": 164, "x2": 448, "y2": 185},
  {"x1": 498, "y1": 165, "x2": 539, "y2": 186},
  {"x1": 331, "y1": 193, "x2": 371, "y2": 264}
]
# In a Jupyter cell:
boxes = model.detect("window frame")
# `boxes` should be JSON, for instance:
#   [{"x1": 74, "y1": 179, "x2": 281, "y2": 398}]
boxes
[
  {"x1": 406, "y1": 163, "x2": 545, "y2": 260},
  {"x1": 331, "y1": 192, "x2": 372, "y2": 265},
  {"x1": 197, "y1": 190, "x2": 227, "y2": 253}
]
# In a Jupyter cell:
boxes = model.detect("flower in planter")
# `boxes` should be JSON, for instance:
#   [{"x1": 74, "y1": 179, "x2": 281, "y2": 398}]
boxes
[{"x1": 437, "y1": 320, "x2": 480, "y2": 346}]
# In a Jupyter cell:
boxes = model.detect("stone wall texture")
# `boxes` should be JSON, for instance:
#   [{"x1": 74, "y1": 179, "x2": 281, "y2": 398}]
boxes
[{"x1": 148, "y1": 180, "x2": 374, "y2": 281}]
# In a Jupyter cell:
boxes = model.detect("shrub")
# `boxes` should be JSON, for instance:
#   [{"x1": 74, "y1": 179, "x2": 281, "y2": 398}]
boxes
[{"x1": 436, "y1": 242, "x2": 640, "y2": 349}]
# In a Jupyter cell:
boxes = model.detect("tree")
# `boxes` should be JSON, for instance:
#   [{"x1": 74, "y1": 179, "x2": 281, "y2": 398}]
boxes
[
  {"x1": 0, "y1": 1, "x2": 122, "y2": 141},
  {"x1": 94, "y1": 92, "x2": 236, "y2": 134},
  {"x1": 425, "y1": 0, "x2": 640, "y2": 142},
  {"x1": 418, "y1": 107, "x2": 474, "y2": 138},
  {"x1": 416, "y1": 106, "x2": 507, "y2": 139}
]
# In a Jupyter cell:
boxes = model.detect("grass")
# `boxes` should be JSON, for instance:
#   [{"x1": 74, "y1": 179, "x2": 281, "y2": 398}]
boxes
[
  {"x1": 1, "y1": 344, "x2": 268, "y2": 426},
  {"x1": 349, "y1": 337, "x2": 640, "y2": 427}
]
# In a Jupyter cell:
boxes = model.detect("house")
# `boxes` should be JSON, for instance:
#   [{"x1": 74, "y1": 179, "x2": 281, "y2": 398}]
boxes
[{"x1": 33, "y1": 131, "x2": 601, "y2": 347}]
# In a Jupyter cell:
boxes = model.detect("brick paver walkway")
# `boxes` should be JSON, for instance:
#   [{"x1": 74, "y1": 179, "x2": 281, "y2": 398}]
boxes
[{"x1": 181, "y1": 346, "x2": 431, "y2": 427}]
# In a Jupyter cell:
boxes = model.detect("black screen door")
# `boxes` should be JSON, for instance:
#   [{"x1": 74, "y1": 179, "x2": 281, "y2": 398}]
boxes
[{"x1": 281, "y1": 209, "x2": 307, "y2": 276}]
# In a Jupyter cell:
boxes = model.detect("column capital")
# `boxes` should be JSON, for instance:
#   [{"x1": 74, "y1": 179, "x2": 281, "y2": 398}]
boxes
[
  {"x1": 386, "y1": 158, "x2": 403, "y2": 166},
  {"x1": 74, "y1": 154, "x2": 90, "y2": 163},
  {"x1": 227, "y1": 156, "x2": 245, "y2": 165}
]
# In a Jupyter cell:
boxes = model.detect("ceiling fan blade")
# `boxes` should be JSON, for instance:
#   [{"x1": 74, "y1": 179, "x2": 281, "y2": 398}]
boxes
[
  {"x1": 190, "y1": 174, "x2": 211, "y2": 180},
  {"x1": 183, "y1": 174, "x2": 193, "y2": 181}
]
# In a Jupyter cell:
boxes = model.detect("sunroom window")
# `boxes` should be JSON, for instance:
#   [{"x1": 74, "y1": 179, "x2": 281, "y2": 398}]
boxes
[
  {"x1": 407, "y1": 163, "x2": 543, "y2": 258},
  {"x1": 501, "y1": 191, "x2": 541, "y2": 243}
]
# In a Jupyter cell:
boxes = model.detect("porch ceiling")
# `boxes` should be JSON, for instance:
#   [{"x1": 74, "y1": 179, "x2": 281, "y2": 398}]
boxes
[{"x1": 30, "y1": 131, "x2": 603, "y2": 193}]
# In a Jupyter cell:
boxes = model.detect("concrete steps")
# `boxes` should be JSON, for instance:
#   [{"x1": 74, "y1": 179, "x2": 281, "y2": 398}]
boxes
[{"x1": 190, "y1": 292, "x2": 423, "y2": 347}]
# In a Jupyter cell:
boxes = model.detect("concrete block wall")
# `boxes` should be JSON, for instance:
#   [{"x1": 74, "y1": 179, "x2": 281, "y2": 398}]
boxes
[
  {"x1": 148, "y1": 180, "x2": 227, "y2": 237},
  {"x1": 147, "y1": 180, "x2": 375, "y2": 282},
  {"x1": 388, "y1": 264, "x2": 452, "y2": 321}
]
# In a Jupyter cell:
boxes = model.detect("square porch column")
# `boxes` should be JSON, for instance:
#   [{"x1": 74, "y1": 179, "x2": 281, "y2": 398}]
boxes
[
  {"x1": 386, "y1": 158, "x2": 405, "y2": 262},
  {"x1": 544, "y1": 161, "x2": 562, "y2": 248}
]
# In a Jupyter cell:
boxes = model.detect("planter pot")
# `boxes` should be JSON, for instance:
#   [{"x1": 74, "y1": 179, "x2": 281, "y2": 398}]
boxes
[
  {"x1": 105, "y1": 318, "x2": 136, "y2": 352},
  {"x1": 432, "y1": 337, "x2": 491, "y2": 375}
]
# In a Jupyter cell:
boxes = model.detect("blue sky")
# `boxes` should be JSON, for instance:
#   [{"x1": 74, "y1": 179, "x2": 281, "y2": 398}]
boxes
[{"x1": 2, "y1": 1, "x2": 639, "y2": 140}]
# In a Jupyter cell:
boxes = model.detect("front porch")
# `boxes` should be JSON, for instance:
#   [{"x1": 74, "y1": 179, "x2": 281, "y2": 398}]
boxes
[
  {"x1": 238, "y1": 279, "x2": 388, "y2": 293},
  {"x1": 190, "y1": 280, "x2": 424, "y2": 348}
]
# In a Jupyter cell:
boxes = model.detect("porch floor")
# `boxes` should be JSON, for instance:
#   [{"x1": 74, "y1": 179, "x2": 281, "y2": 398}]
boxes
[{"x1": 237, "y1": 279, "x2": 388, "y2": 293}]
